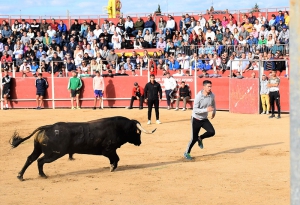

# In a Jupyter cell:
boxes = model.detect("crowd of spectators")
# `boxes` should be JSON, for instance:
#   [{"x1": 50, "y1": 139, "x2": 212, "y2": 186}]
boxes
[{"x1": 0, "y1": 10, "x2": 290, "y2": 77}]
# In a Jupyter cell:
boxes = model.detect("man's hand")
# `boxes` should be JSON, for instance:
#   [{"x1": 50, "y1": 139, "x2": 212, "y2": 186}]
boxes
[
  {"x1": 144, "y1": 99, "x2": 148, "y2": 103},
  {"x1": 207, "y1": 106, "x2": 214, "y2": 112},
  {"x1": 211, "y1": 112, "x2": 216, "y2": 119},
  {"x1": 136, "y1": 96, "x2": 139, "y2": 100}
]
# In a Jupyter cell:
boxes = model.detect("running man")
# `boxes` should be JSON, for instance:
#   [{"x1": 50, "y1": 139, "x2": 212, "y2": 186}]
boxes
[
  {"x1": 67, "y1": 70, "x2": 82, "y2": 109},
  {"x1": 268, "y1": 70, "x2": 281, "y2": 119},
  {"x1": 2, "y1": 70, "x2": 11, "y2": 110},
  {"x1": 144, "y1": 74, "x2": 162, "y2": 125},
  {"x1": 35, "y1": 73, "x2": 48, "y2": 110},
  {"x1": 184, "y1": 80, "x2": 216, "y2": 160},
  {"x1": 93, "y1": 71, "x2": 105, "y2": 110}
]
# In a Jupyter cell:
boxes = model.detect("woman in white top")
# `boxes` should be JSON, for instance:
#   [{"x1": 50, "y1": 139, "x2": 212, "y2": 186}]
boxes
[
  {"x1": 134, "y1": 38, "x2": 142, "y2": 49},
  {"x1": 47, "y1": 47, "x2": 55, "y2": 59},
  {"x1": 91, "y1": 39, "x2": 99, "y2": 51},
  {"x1": 73, "y1": 45, "x2": 83, "y2": 59},
  {"x1": 267, "y1": 26, "x2": 278, "y2": 40},
  {"x1": 56, "y1": 46, "x2": 64, "y2": 59},
  {"x1": 27, "y1": 28, "x2": 35, "y2": 39},
  {"x1": 266, "y1": 34, "x2": 275, "y2": 48},
  {"x1": 108, "y1": 22, "x2": 115, "y2": 34},
  {"x1": 143, "y1": 29, "x2": 153, "y2": 47},
  {"x1": 74, "y1": 54, "x2": 83, "y2": 66},
  {"x1": 238, "y1": 36, "x2": 247, "y2": 46}
]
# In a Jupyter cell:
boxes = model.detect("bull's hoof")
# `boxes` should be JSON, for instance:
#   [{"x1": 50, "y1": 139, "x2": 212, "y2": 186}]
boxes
[
  {"x1": 69, "y1": 157, "x2": 75, "y2": 161},
  {"x1": 110, "y1": 164, "x2": 117, "y2": 172},
  {"x1": 39, "y1": 173, "x2": 48, "y2": 179},
  {"x1": 17, "y1": 175, "x2": 24, "y2": 181}
]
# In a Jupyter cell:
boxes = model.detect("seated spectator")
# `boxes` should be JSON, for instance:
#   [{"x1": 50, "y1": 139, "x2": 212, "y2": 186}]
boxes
[
  {"x1": 168, "y1": 57, "x2": 180, "y2": 70},
  {"x1": 84, "y1": 44, "x2": 94, "y2": 58},
  {"x1": 19, "y1": 59, "x2": 31, "y2": 75},
  {"x1": 205, "y1": 27, "x2": 215, "y2": 41},
  {"x1": 239, "y1": 26, "x2": 249, "y2": 40},
  {"x1": 284, "y1": 11, "x2": 290, "y2": 26},
  {"x1": 65, "y1": 58, "x2": 76, "y2": 72},
  {"x1": 257, "y1": 35, "x2": 267, "y2": 49},
  {"x1": 156, "y1": 37, "x2": 166, "y2": 50},
  {"x1": 132, "y1": 17, "x2": 144, "y2": 36},
  {"x1": 201, "y1": 59, "x2": 212, "y2": 70},
  {"x1": 278, "y1": 26, "x2": 289, "y2": 44},
  {"x1": 266, "y1": 34, "x2": 275, "y2": 48},
  {"x1": 209, "y1": 54, "x2": 221, "y2": 71},
  {"x1": 115, "y1": 18, "x2": 125, "y2": 35},
  {"x1": 124, "y1": 58, "x2": 135, "y2": 70},
  {"x1": 165, "y1": 15, "x2": 175, "y2": 34},
  {"x1": 142, "y1": 15, "x2": 155, "y2": 36},
  {"x1": 30, "y1": 61, "x2": 39, "y2": 75},
  {"x1": 174, "y1": 81, "x2": 191, "y2": 111},
  {"x1": 238, "y1": 52, "x2": 250, "y2": 72},
  {"x1": 271, "y1": 40, "x2": 284, "y2": 54},
  {"x1": 124, "y1": 16, "x2": 133, "y2": 35},
  {"x1": 238, "y1": 35, "x2": 247, "y2": 46},
  {"x1": 47, "y1": 25, "x2": 56, "y2": 38},
  {"x1": 198, "y1": 69, "x2": 209, "y2": 78},
  {"x1": 143, "y1": 30, "x2": 153, "y2": 48},
  {"x1": 275, "y1": 10, "x2": 285, "y2": 26}
]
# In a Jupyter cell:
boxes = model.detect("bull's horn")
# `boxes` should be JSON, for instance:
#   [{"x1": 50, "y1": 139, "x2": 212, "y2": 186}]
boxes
[{"x1": 136, "y1": 123, "x2": 156, "y2": 134}]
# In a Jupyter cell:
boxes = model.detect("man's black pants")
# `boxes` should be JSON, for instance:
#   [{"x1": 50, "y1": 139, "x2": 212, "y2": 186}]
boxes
[
  {"x1": 130, "y1": 96, "x2": 144, "y2": 108},
  {"x1": 269, "y1": 91, "x2": 281, "y2": 116},
  {"x1": 186, "y1": 118, "x2": 215, "y2": 154},
  {"x1": 148, "y1": 99, "x2": 159, "y2": 120}
]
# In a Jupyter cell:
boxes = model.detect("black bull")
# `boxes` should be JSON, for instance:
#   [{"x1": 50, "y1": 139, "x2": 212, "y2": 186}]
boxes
[{"x1": 10, "y1": 116, "x2": 156, "y2": 181}]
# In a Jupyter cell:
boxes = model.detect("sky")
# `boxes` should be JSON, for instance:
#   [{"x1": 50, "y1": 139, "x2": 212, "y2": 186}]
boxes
[{"x1": 1, "y1": 0, "x2": 289, "y2": 17}]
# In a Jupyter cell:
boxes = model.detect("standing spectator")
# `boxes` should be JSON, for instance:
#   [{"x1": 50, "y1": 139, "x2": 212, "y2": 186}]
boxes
[
  {"x1": 164, "y1": 72, "x2": 177, "y2": 110},
  {"x1": 127, "y1": 82, "x2": 144, "y2": 110},
  {"x1": 2, "y1": 69, "x2": 11, "y2": 110},
  {"x1": 35, "y1": 73, "x2": 48, "y2": 110},
  {"x1": 175, "y1": 81, "x2": 191, "y2": 111},
  {"x1": 67, "y1": 70, "x2": 82, "y2": 109},
  {"x1": 260, "y1": 74, "x2": 270, "y2": 114},
  {"x1": 268, "y1": 70, "x2": 281, "y2": 119},
  {"x1": 92, "y1": 71, "x2": 105, "y2": 110},
  {"x1": 144, "y1": 74, "x2": 162, "y2": 124}
]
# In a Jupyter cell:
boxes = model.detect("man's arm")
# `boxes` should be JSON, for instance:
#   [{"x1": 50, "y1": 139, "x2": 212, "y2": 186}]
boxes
[
  {"x1": 144, "y1": 84, "x2": 148, "y2": 99},
  {"x1": 158, "y1": 83, "x2": 162, "y2": 99}
]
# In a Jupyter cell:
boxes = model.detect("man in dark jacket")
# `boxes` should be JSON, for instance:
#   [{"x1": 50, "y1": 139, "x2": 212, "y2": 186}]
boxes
[
  {"x1": 142, "y1": 15, "x2": 155, "y2": 36},
  {"x1": 70, "y1": 19, "x2": 81, "y2": 35},
  {"x1": 35, "y1": 73, "x2": 48, "y2": 110},
  {"x1": 144, "y1": 74, "x2": 162, "y2": 124},
  {"x1": 175, "y1": 81, "x2": 191, "y2": 111}
]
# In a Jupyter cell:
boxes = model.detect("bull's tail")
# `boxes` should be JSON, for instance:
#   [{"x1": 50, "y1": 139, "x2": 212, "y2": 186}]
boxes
[{"x1": 9, "y1": 125, "x2": 51, "y2": 148}]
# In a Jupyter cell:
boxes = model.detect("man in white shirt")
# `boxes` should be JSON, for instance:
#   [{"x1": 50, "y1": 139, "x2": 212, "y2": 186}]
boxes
[
  {"x1": 20, "y1": 32, "x2": 31, "y2": 45},
  {"x1": 111, "y1": 31, "x2": 121, "y2": 49},
  {"x1": 226, "y1": 20, "x2": 236, "y2": 33},
  {"x1": 198, "y1": 14, "x2": 206, "y2": 30},
  {"x1": 205, "y1": 27, "x2": 215, "y2": 41},
  {"x1": 93, "y1": 24, "x2": 102, "y2": 38},
  {"x1": 165, "y1": 15, "x2": 175, "y2": 34},
  {"x1": 19, "y1": 60, "x2": 31, "y2": 74},
  {"x1": 47, "y1": 25, "x2": 56, "y2": 38},
  {"x1": 193, "y1": 21, "x2": 202, "y2": 35},
  {"x1": 178, "y1": 53, "x2": 190, "y2": 70}
]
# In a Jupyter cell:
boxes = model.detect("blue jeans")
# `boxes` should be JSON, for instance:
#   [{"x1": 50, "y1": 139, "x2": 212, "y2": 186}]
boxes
[
  {"x1": 165, "y1": 89, "x2": 174, "y2": 106},
  {"x1": 142, "y1": 28, "x2": 153, "y2": 36},
  {"x1": 132, "y1": 30, "x2": 141, "y2": 36}
]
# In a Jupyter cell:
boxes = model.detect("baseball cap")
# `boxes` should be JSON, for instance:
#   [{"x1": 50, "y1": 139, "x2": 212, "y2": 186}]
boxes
[
  {"x1": 42, "y1": 51, "x2": 46, "y2": 55},
  {"x1": 282, "y1": 25, "x2": 287, "y2": 29},
  {"x1": 134, "y1": 82, "x2": 138, "y2": 86}
]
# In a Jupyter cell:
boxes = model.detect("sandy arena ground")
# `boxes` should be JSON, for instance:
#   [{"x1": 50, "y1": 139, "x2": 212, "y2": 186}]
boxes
[{"x1": 0, "y1": 108, "x2": 289, "y2": 205}]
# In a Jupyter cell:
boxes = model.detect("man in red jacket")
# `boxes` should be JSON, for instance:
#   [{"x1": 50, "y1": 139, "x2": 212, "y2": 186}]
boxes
[{"x1": 127, "y1": 82, "x2": 144, "y2": 110}]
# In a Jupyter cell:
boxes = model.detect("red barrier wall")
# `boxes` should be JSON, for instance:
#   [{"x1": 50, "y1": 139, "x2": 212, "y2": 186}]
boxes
[
  {"x1": 229, "y1": 78, "x2": 259, "y2": 114},
  {"x1": 197, "y1": 78, "x2": 230, "y2": 110},
  {"x1": 6, "y1": 76, "x2": 289, "y2": 113}
]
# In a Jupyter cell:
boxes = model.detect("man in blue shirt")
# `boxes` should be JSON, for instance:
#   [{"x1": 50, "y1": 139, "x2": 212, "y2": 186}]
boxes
[
  {"x1": 274, "y1": 10, "x2": 285, "y2": 25},
  {"x1": 142, "y1": 16, "x2": 155, "y2": 37},
  {"x1": 168, "y1": 58, "x2": 180, "y2": 70}
]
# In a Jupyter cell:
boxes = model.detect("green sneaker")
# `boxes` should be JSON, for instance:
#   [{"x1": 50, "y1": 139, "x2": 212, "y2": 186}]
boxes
[
  {"x1": 184, "y1": 152, "x2": 192, "y2": 160},
  {"x1": 198, "y1": 138, "x2": 204, "y2": 149}
]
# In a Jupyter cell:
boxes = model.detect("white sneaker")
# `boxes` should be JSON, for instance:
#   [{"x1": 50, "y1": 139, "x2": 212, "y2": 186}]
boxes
[
  {"x1": 156, "y1": 120, "x2": 161, "y2": 124},
  {"x1": 175, "y1": 107, "x2": 179, "y2": 111},
  {"x1": 260, "y1": 111, "x2": 266, "y2": 114},
  {"x1": 266, "y1": 111, "x2": 269, "y2": 115},
  {"x1": 167, "y1": 106, "x2": 170, "y2": 110},
  {"x1": 182, "y1": 108, "x2": 186, "y2": 111},
  {"x1": 147, "y1": 120, "x2": 151, "y2": 125}
]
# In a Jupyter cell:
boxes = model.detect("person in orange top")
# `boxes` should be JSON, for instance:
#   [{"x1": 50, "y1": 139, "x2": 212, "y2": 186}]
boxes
[
  {"x1": 127, "y1": 82, "x2": 144, "y2": 110},
  {"x1": 149, "y1": 59, "x2": 157, "y2": 76},
  {"x1": 243, "y1": 19, "x2": 253, "y2": 33}
]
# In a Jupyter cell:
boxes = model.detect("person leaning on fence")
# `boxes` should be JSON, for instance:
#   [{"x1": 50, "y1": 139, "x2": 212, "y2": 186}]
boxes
[
  {"x1": 35, "y1": 73, "x2": 48, "y2": 110},
  {"x1": 67, "y1": 70, "x2": 82, "y2": 110},
  {"x1": 175, "y1": 81, "x2": 191, "y2": 111},
  {"x1": 268, "y1": 70, "x2": 281, "y2": 119},
  {"x1": 127, "y1": 82, "x2": 144, "y2": 110}
]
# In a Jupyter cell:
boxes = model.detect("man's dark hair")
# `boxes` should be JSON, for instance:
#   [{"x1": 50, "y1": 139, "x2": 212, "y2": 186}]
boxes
[
  {"x1": 203, "y1": 80, "x2": 212, "y2": 86},
  {"x1": 150, "y1": 74, "x2": 155, "y2": 78}
]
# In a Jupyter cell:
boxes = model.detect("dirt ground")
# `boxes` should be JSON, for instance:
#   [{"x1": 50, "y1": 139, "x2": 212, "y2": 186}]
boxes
[{"x1": 0, "y1": 108, "x2": 289, "y2": 205}]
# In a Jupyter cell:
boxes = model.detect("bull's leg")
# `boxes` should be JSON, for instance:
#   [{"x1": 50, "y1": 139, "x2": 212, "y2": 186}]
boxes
[
  {"x1": 37, "y1": 154, "x2": 64, "y2": 178},
  {"x1": 68, "y1": 153, "x2": 75, "y2": 160},
  {"x1": 17, "y1": 143, "x2": 42, "y2": 181},
  {"x1": 102, "y1": 150, "x2": 120, "y2": 172}
]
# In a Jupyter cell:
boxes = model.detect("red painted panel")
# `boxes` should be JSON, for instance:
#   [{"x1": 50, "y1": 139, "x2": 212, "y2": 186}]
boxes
[
  {"x1": 197, "y1": 78, "x2": 230, "y2": 110},
  {"x1": 279, "y1": 78, "x2": 289, "y2": 112},
  {"x1": 229, "y1": 78, "x2": 259, "y2": 114}
]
